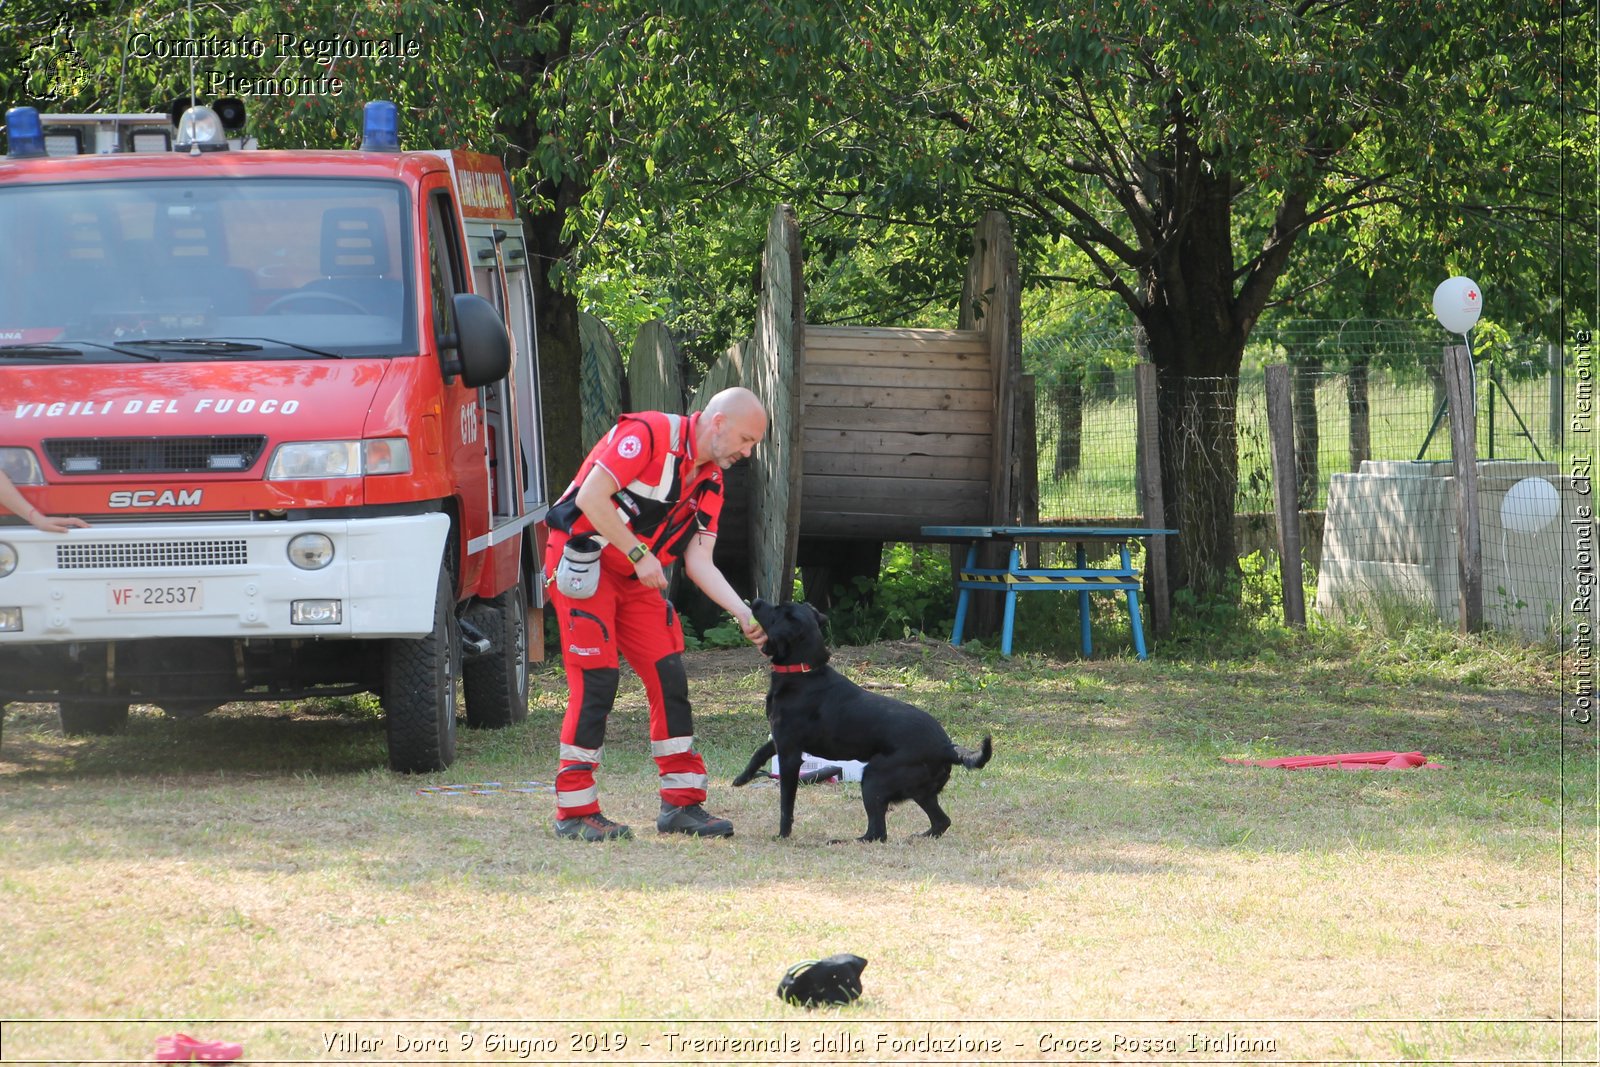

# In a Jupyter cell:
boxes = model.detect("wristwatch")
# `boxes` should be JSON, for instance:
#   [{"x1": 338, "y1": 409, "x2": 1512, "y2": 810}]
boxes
[{"x1": 627, "y1": 543, "x2": 649, "y2": 564}]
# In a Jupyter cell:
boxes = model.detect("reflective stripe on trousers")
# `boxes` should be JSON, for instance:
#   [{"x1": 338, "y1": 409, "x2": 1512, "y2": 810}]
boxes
[{"x1": 547, "y1": 541, "x2": 706, "y2": 817}]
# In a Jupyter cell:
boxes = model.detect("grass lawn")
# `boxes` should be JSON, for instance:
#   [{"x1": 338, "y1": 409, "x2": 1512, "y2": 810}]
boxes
[{"x1": 0, "y1": 624, "x2": 1593, "y2": 1064}]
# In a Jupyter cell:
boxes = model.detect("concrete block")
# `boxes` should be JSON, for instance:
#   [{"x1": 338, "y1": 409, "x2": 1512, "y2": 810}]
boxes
[{"x1": 1317, "y1": 460, "x2": 1578, "y2": 639}]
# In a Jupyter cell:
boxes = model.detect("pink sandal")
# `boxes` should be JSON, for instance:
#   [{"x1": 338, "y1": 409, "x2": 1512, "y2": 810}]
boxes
[{"x1": 154, "y1": 1033, "x2": 244, "y2": 1062}]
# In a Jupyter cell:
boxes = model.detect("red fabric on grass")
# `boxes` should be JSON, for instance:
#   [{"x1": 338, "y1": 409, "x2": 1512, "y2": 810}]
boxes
[{"x1": 1223, "y1": 751, "x2": 1443, "y2": 770}]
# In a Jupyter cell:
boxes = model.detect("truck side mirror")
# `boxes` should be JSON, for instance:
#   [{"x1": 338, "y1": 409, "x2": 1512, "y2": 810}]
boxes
[{"x1": 441, "y1": 292, "x2": 511, "y2": 387}]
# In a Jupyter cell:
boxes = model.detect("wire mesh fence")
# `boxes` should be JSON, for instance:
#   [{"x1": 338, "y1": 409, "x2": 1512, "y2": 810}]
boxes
[{"x1": 1023, "y1": 320, "x2": 1582, "y2": 641}]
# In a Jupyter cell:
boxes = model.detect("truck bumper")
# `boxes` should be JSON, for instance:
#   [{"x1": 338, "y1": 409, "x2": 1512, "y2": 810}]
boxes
[{"x1": 0, "y1": 514, "x2": 449, "y2": 644}]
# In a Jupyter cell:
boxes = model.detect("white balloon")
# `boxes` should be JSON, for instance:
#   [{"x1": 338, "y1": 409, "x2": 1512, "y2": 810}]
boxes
[
  {"x1": 1500, "y1": 477, "x2": 1559, "y2": 534},
  {"x1": 1433, "y1": 275, "x2": 1484, "y2": 334}
]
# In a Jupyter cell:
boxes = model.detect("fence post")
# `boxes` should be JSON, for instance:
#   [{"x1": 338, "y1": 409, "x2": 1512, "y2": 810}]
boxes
[
  {"x1": 1444, "y1": 344, "x2": 1484, "y2": 632},
  {"x1": 1134, "y1": 363, "x2": 1170, "y2": 637},
  {"x1": 1550, "y1": 341, "x2": 1565, "y2": 454},
  {"x1": 959, "y1": 211, "x2": 1022, "y2": 640},
  {"x1": 1264, "y1": 364, "x2": 1307, "y2": 627},
  {"x1": 1018, "y1": 374, "x2": 1040, "y2": 568},
  {"x1": 1347, "y1": 359, "x2": 1371, "y2": 472}
]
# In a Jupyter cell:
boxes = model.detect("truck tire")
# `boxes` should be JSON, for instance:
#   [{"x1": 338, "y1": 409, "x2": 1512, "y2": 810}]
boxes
[
  {"x1": 383, "y1": 567, "x2": 460, "y2": 773},
  {"x1": 58, "y1": 701, "x2": 130, "y2": 736},
  {"x1": 463, "y1": 579, "x2": 530, "y2": 729}
]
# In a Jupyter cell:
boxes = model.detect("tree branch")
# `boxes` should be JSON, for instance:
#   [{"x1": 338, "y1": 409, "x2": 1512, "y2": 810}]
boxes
[{"x1": 1234, "y1": 189, "x2": 1308, "y2": 336}]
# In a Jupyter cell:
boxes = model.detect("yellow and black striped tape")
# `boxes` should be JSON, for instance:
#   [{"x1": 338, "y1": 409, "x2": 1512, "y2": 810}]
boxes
[{"x1": 958, "y1": 572, "x2": 1136, "y2": 587}]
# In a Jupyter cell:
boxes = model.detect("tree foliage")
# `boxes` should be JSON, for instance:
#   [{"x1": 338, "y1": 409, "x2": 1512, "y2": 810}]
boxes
[
  {"x1": 635, "y1": 0, "x2": 1584, "y2": 596},
  {"x1": 2, "y1": 0, "x2": 699, "y2": 486},
  {"x1": 4, "y1": 0, "x2": 1583, "y2": 606}
]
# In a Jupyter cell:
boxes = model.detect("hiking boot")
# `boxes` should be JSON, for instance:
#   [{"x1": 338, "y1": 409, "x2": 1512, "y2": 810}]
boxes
[
  {"x1": 554, "y1": 812, "x2": 633, "y2": 842},
  {"x1": 657, "y1": 802, "x2": 734, "y2": 837}
]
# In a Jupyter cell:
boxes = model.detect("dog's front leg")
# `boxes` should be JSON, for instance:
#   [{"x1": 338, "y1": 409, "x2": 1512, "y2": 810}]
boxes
[
  {"x1": 731, "y1": 737, "x2": 777, "y2": 787},
  {"x1": 775, "y1": 744, "x2": 804, "y2": 838}
]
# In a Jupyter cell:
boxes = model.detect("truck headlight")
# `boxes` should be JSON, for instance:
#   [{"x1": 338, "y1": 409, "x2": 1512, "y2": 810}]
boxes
[
  {"x1": 0, "y1": 448, "x2": 44, "y2": 486},
  {"x1": 0, "y1": 542, "x2": 15, "y2": 578},
  {"x1": 267, "y1": 441, "x2": 357, "y2": 480},
  {"x1": 287, "y1": 533, "x2": 334, "y2": 570},
  {"x1": 266, "y1": 439, "x2": 410, "y2": 480}
]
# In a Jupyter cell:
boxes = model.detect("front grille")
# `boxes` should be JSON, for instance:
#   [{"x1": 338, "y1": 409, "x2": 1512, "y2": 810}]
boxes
[
  {"x1": 43, "y1": 436, "x2": 267, "y2": 475},
  {"x1": 56, "y1": 540, "x2": 249, "y2": 569}
]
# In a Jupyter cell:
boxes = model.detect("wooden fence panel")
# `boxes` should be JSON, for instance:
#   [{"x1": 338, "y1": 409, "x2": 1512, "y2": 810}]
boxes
[
  {"x1": 689, "y1": 339, "x2": 748, "y2": 412},
  {"x1": 578, "y1": 311, "x2": 624, "y2": 449},
  {"x1": 804, "y1": 363, "x2": 991, "y2": 391},
  {"x1": 804, "y1": 451, "x2": 991, "y2": 480},
  {"x1": 628, "y1": 318, "x2": 684, "y2": 415},
  {"x1": 802, "y1": 383, "x2": 992, "y2": 412},
  {"x1": 803, "y1": 406, "x2": 992, "y2": 435},
  {"x1": 797, "y1": 324, "x2": 993, "y2": 545},
  {"x1": 955, "y1": 211, "x2": 1023, "y2": 637},
  {"x1": 803, "y1": 427, "x2": 992, "y2": 459},
  {"x1": 747, "y1": 205, "x2": 805, "y2": 602}
]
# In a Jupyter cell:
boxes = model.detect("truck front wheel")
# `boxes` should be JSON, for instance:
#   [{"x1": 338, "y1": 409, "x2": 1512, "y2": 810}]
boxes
[
  {"x1": 58, "y1": 700, "x2": 130, "y2": 737},
  {"x1": 383, "y1": 567, "x2": 460, "y2": 773},
  {"x1": 463, "y1": 579, "x2": 530, "y2": 729}
]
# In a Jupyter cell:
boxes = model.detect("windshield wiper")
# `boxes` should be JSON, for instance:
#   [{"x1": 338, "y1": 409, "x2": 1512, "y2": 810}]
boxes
[
  {"x1": 114, "y1": 338, "x2": 265, "y2": 354},
  {"x1": 0, "y1": 343, "x2": 81, "y2": 357},
  {"x1": 120, "y1": 336, "x2": 344, "y2": 359},
  {"x1": 0, "y1": 340, "x2": 160, "y2": 361},
  {"x1": 231, "y1": 337, "x2": 344, "y2": 359}
]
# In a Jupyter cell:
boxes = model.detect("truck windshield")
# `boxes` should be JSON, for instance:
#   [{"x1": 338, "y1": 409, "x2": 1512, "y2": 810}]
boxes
[{"x1": 0, "y1": 178, "x2": 414, "y2": 358}]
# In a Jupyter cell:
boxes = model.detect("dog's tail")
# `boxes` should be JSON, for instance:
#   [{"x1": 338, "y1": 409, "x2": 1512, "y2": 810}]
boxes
[{"x1": 951, "y1": 734, "x2": 992, "y2": 770}]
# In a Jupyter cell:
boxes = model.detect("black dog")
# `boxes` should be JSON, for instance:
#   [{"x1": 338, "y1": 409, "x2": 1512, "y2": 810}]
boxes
[{"x1": 732, "y1": 598, "x2": 992, "y2": 842}]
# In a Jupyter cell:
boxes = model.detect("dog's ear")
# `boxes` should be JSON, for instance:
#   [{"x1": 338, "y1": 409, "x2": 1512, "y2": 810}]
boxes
[{"x1": 806, "y1": 603, "x2": 828, "y2": 628}]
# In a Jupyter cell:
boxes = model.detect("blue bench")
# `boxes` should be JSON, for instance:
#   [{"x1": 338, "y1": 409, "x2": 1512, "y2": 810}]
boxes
[{"x1": 922, "y1": 525, "x2": 1177, "y2": 659}]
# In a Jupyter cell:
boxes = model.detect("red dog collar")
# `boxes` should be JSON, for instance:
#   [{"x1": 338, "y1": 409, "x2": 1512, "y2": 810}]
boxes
[{"x1": 770, "y1": 663, "x2": 814, "y2": 673}]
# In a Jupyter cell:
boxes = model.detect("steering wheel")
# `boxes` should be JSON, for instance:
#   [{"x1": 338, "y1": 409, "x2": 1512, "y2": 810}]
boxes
[{"x1": 262, "y1": 290, "x2": 368, "y2": 315}]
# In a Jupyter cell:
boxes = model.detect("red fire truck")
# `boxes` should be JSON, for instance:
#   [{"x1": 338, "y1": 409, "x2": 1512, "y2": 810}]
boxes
[{"x1": 0, "y1": 100, "x2": 547, "y2": 772}]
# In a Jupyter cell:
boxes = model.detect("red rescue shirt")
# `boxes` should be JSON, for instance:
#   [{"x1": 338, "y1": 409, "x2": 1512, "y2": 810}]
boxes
[{"x1": 546, "y1": 411, "x2": 724, "y2": 573}]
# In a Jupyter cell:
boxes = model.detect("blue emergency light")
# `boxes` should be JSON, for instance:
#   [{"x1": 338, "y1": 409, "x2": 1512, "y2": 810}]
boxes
[
  {"x1": 5, "y1": 107, "x2": 46, "y2": 159},
  {"x1": 360, "y1": 101, "x2": 400, "y2": 152}
]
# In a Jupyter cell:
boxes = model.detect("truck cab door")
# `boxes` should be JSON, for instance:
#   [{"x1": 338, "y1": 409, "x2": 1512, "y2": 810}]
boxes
[
  {"x1": 425, "y1": 184, "x2": 490, "y2": 594},
  {"x1": 466, "y1": 227, "x2": 546, "y2": 528}
]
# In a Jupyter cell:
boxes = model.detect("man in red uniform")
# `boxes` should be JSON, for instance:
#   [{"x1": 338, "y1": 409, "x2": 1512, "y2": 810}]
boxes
[{"x1": 543, "y1": 387, "x2": 768, "y2": 841}]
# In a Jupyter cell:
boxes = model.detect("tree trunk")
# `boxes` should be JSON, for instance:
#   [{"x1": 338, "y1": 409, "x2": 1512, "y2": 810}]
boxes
[
  {"x1": 528, "y1": 237, "x2": 585, "y2": 492},
  {"x1": 1291, "y1": 355, "x2": 1321, "y2": 509},
  {"x1": 1153, "y1": 365, "x2": 1242, "y2": 599},
  {"x1": 1139, "y1": 166, "x2": 1248, "y2": 601},
  {"x1": 499, "y1": 1, "x2": 587, "y2": 493}
]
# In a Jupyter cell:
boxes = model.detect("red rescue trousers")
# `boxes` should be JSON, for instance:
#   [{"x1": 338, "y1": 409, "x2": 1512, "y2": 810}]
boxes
[{"x1": 544, "y1": 542, "x2": 708, "y2": 819}]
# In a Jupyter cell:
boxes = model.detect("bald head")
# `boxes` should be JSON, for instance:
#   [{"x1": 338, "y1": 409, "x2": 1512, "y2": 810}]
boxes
[
  {"x1": 703, "y1": 386, "x2": 766, "y2": 423},
  {"x1": 698, "y1": 386, "x2": 768, "y2": 470}
]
